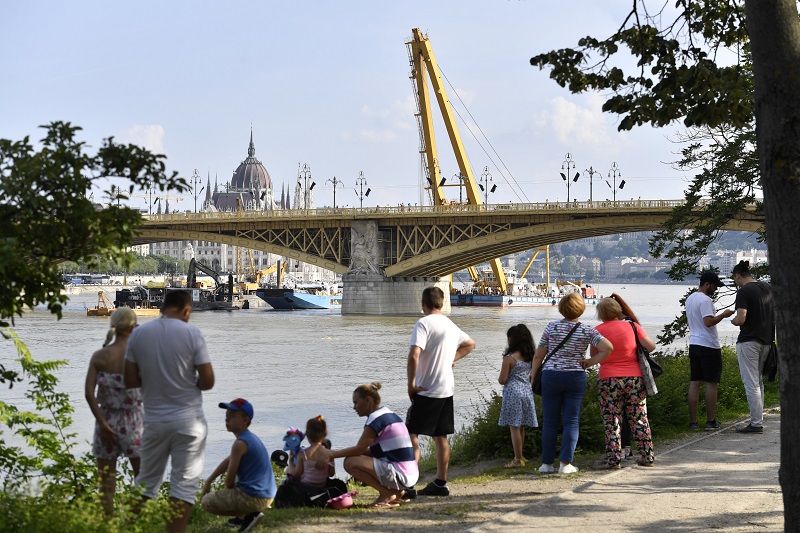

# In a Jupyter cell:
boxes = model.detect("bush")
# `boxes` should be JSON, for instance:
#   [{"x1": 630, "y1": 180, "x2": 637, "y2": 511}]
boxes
[{"x1": 444, "y1": 346, "x2": 780, "y2": 466}]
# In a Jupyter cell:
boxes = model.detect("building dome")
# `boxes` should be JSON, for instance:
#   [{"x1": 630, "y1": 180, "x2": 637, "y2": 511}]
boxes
[{"x1": 230, "y1": 130, "x2": 271, "y2": 191}]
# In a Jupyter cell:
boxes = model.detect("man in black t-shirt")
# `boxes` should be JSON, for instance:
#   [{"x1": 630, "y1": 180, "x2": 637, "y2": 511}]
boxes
[{"x1": 730, "y1": 261, "x2": 775, "y2": 434}]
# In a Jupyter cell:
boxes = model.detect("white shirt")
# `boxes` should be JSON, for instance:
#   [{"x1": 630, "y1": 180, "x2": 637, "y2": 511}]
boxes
[
  {"x1": 686, "y1": 291, "x2": 720, "y2": 349},
  {"x1": 409, "y1": 314, "x2": 471, "y2": 398},
  {"x1": 125, "y1": 317, "x2": 211, "y2": 422}
]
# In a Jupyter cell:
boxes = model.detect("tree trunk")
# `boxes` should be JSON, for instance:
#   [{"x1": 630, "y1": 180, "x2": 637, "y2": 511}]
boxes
[{"x1": 744, "y1": 2, "x2": 800, "y2": 530}]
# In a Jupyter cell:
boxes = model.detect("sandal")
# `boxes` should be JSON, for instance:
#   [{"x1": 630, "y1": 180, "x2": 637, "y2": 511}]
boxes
[
  {"x1": 388, "y1": 491, "x2": 410, "y2": 505},
  {"x1": 636, "y1": 459, "x2": 655, "y2": 467},
  {"x1": 369, "y1": 501, "x2": 400, "y2": 509},
  {"x1": 504, "y1": 458, "x2": 524, "y2": 469}
]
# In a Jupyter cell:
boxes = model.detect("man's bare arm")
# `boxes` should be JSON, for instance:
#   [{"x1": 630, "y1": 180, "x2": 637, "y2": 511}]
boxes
[
  {"x1": 196, "y1": 363, "x2": 215, "y2": 391},
  {"x1": 453, "y1": 338, "x2": 476, "y2": 363}
]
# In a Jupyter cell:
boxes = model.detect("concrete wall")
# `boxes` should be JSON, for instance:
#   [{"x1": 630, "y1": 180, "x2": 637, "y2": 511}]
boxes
[{"x1": 341, "y1": 273, "x2": 451, "y2": 315}]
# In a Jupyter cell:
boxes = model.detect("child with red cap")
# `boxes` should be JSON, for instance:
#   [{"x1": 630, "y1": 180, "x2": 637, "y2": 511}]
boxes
[{"x1": 201, "y1": 398, "x2": 277, "y2": 532}]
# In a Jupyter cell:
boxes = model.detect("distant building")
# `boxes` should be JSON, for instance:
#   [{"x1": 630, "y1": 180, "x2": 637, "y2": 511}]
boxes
[{"x1": 149, "y1": 130, "x2": 331, "y2": 284}]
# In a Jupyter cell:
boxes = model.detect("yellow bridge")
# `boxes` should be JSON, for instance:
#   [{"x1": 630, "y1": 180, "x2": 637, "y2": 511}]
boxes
[{"x1": 134, "y1": 199, "x2": 762, "y2": 278}]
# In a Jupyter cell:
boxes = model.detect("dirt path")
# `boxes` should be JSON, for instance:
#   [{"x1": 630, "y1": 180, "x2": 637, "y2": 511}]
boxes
[{"x1": 264, "y1": 413, "x2": 783, "y2": 532}]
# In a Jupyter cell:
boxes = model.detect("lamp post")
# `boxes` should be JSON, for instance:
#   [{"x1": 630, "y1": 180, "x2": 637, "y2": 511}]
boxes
[
  {"x1": 190, "y1": 169, "x2": 204, "y2": 212},
  {"x1": 584, "y1": 166, "x2": 601, "y2": 203},
  {"x1": 326, "y1": 176, "x2": 343, "y2": 208},
  {"x1": 560, "y1": 153, "x2": 580, "y2": 203},
  {"x1": 478, "y1": 166, "x2": 497, "y2": 205},
  {"x1": 301, "y1": 164, "x2": 316, "y2": 209},
  {"x1": 453, "y1": 172, "x2": 466, "y2": 205},
  {"x1": 606, "y1": 162, "x2": 625, "y2": 202},
  {"x1": 354, "y1": 171, "x2": 371, "y2": 208}
]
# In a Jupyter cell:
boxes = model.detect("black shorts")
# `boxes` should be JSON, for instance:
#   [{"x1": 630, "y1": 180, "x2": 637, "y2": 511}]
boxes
[
  {"x1": 405, "y1": 395, "x2": 454, "y2": 437},
  {"x1": 689, "y1": 344, "x2": 723, "y2": 383}
]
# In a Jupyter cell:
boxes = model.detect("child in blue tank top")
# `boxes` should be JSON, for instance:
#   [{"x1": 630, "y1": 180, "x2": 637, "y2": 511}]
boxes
[{"x1": 201, "y1": 398, "x2": 277, "y2": 532}]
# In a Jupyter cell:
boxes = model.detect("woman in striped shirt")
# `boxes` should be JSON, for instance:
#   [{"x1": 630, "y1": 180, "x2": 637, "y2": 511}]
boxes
[{"x1": 324, "y1": 382, "x2": 419, "y2": 508}]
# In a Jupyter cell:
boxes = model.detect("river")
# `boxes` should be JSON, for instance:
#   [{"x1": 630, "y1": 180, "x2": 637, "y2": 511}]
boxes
[{"x1": 2, "y1": 282, "x2": 740, "y2": 476}]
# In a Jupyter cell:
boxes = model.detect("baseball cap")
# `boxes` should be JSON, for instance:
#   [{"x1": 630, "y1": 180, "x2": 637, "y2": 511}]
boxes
[
  {"x1": 699, "y1": 271, "x2": 725, "y2": 287},
  {"x1": 219, "y1": 398, "x2": 254, "y2": 419}
]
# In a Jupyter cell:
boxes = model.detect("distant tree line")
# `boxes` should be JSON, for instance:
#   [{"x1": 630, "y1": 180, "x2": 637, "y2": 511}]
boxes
[{"x1": 58, "y1": 253, "x2": 191, "y2": 276}]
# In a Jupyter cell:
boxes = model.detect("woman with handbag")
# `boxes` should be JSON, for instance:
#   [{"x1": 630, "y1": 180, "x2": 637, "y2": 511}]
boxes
[
  {"x1": 532, "y1": 292, "x2": 612, "y2": 474},
  {"x1": 590, "y1": 294, "x2": 657, "y2": 468}
]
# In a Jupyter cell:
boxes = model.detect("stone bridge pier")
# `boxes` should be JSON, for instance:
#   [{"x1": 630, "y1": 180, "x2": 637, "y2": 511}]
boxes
[{"x1": 341, "y1": 220, "x2": 450, "y2": 315}]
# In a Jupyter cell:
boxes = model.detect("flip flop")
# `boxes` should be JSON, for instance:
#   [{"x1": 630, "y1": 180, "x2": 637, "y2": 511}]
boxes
[
  {"x1": 389, "y1": 491, "x2": 411, "y2": 505},
  {"x1": 504, "y1": 459, "x2": 523, "y2": 468},
  {"x1": 369, "y1": 501, "x2": 400, "y2": 509}
]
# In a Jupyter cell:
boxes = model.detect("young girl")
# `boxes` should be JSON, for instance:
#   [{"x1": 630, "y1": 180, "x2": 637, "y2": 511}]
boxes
[
  {"x1": 84, "y1": 307, "x2": 143, "y2": 514},
  {"x1": 294, "y1": 416, "x2": 335, "y2": 487},
  {"x1": 498, "y1": 324, "x2": 539, "y2": 468}
]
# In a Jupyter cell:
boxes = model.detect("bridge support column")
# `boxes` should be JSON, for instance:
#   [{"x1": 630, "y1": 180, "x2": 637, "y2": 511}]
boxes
[
  {"x1": 341, "y1": 273, "x2": 451, "y2": 315},
  {"x1": 342, "y1": 220, "x2": 450, "y2": 315}
]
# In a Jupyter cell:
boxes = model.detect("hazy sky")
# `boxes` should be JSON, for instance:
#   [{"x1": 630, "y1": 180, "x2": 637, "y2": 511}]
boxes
[{"x1": 2, "y1": 1, "x2": 693, "y2": 210}]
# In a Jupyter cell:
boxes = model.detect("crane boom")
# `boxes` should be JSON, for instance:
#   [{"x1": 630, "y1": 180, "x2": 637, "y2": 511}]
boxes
[{"x1": 407, "y1": 28, "x2": 507, "y2": 292}]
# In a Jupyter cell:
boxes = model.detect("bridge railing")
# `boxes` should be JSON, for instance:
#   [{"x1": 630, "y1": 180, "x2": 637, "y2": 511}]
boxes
[{"x1": 143, "y1": 199, "x2": 692, "y2": 222}]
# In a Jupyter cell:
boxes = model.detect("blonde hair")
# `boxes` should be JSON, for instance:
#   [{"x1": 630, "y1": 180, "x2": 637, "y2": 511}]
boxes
[
  {"x1": 558, "y1": 292, "x2": 585, "y2": 320},
  {"x1": 103, "y1": 307, "x2": 137, "y2": 347},
  {"x1": 353, "y1": 382, "x2": 382, "y2": 405},
  {"x1": 596, "y1": 297, "x2": 623, "y2": 321},
  {"x1": 597, "y1": 293, "x2": 639, "y2": 323}
]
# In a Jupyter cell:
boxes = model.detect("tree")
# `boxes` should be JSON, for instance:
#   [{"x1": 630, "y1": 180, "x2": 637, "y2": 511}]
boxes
[
  {"x1": 531, "y1": 2, "x2": 800, "y2": 527},
  {"x1": 0, "y1": 123, "x2": 185, "y2": 526},
  {"x1": 0, "y1": 121, "x2": 187, "y2": 376}
]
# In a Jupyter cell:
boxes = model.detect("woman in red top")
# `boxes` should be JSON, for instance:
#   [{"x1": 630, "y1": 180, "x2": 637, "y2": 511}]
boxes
[{"x1": 589, "y1": 294, "x2": 656, "y2": 468}]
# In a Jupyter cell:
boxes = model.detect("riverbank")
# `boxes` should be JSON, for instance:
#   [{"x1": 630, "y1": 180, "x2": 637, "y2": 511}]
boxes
[{"x1": 192, "y1": 411, "x2": 782, "y2": 532}]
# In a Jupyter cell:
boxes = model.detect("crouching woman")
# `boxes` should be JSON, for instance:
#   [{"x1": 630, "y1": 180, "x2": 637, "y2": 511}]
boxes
[{"x1": 322, "y1": 382, "x2": 419, "y2": 508}]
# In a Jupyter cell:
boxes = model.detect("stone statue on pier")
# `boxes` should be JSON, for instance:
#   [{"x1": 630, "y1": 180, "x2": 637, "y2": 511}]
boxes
[{"x1": 348, "y1": 220, "x2": 382, "y2": 275}]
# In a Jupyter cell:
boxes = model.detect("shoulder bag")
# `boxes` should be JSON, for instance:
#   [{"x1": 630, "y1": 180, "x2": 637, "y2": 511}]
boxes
[
  {"x1": 626, "y1": 319, "x2": 661, "y2": 396},
  {"x1": 532, "y1": 322, "x2": 580, "y2": 396}
]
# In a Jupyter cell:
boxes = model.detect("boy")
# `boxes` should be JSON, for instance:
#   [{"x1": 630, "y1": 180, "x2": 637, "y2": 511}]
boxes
[{"x1": 201, "y1": 398, "x2": 277, "y2": 532}]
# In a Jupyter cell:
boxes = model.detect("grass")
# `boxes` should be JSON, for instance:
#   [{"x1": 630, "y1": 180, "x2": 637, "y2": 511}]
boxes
[
  {"x1": 1, "y1": 347, "x2": 780, "y2": 532},
  {"x1": 431, "y1": 346, "x2": 780, "y2": 468}
]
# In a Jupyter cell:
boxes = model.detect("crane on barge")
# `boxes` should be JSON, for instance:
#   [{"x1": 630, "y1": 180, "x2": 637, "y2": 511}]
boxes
[{"x1": 406, "y1": 28, "x2": 509, "y2": 294}]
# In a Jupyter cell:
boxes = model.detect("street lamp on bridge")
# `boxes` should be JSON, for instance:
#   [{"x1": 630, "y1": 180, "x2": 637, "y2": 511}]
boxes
[
  {"x1": 453, "y1": 172, "x2": 467, "y2": 205},
  {"x1": 584, "y1": 166, "x2": 601, "y2": 203},
  {"x1": 478, "y1": 166, "x2": 497, "y2": 205},
  {"x1": 354, "y1": 171, "x2": 371, "y2": 208},
  {"x1": 300, "y1": 164, "x2": 316, "y2": 209},
  {"x1": 191, "y1": 169, "x2": 205, "y2": 212},
  {"x1": 326, "y1": 176, "x2": 343, "y2": 208},
  {"x1": 606, "y1": 162, "x2": 625, "y2": 202},
  {"x1": 560, "y1": 153, "x2": 580, "y2": 202}
]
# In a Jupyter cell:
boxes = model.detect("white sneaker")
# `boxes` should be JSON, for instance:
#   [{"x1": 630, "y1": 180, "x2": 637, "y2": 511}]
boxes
[
  {"x1": 538, "y1": 463, "x2": 555, "y2": 473},
  {"x1": 558, "y1": 463, "x2": 579, "y2": 474}
]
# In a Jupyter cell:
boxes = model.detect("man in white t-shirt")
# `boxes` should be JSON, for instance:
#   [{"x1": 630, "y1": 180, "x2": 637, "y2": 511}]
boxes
[
  {"x1": 125, "y1": 290, "x2": 215, "y2": 533},
  {"x1": 685, "y1": 271, "x2": 734, "y2": 431},
  {"x1": 406, "y1": 286, "x2": 475, "y2": 497}
]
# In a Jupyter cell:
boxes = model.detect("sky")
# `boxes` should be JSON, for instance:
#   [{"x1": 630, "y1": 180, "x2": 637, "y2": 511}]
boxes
[{"x1": 1, "y1": 1, "x2": 695, "y2": 211}]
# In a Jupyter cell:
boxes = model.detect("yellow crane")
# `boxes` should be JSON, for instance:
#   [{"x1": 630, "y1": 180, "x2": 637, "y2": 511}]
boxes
[
  {"x1": 238, "y1": 262, "x2": 288, "y2": 294},
  {"x1": 407, "y1": 28, "x2": 508, "y2": 293}
]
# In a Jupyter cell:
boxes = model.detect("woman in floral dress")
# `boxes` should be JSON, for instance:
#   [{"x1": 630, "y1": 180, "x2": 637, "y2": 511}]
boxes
[{"x1": 85, "y1": 307, "x2": 143, "y2": 513}]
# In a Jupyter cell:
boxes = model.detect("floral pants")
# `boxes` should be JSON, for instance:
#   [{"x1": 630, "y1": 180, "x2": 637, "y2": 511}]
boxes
[{"x1": 598, "y1": 377, "x2": 654, "y2": 465}]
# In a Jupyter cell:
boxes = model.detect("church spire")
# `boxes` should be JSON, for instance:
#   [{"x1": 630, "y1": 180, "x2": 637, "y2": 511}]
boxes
[{"x1": 248, "y1": 127, "x2": 255, "y2": 158}]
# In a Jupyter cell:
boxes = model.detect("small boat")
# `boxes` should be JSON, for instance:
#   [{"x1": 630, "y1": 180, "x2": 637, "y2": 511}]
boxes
[
  {"x1": 255, "y1": 286, "x2": 342, "y2": 310},
  {"x1": 87, "y1": 291, "x2": 115, "y2": 316}
]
